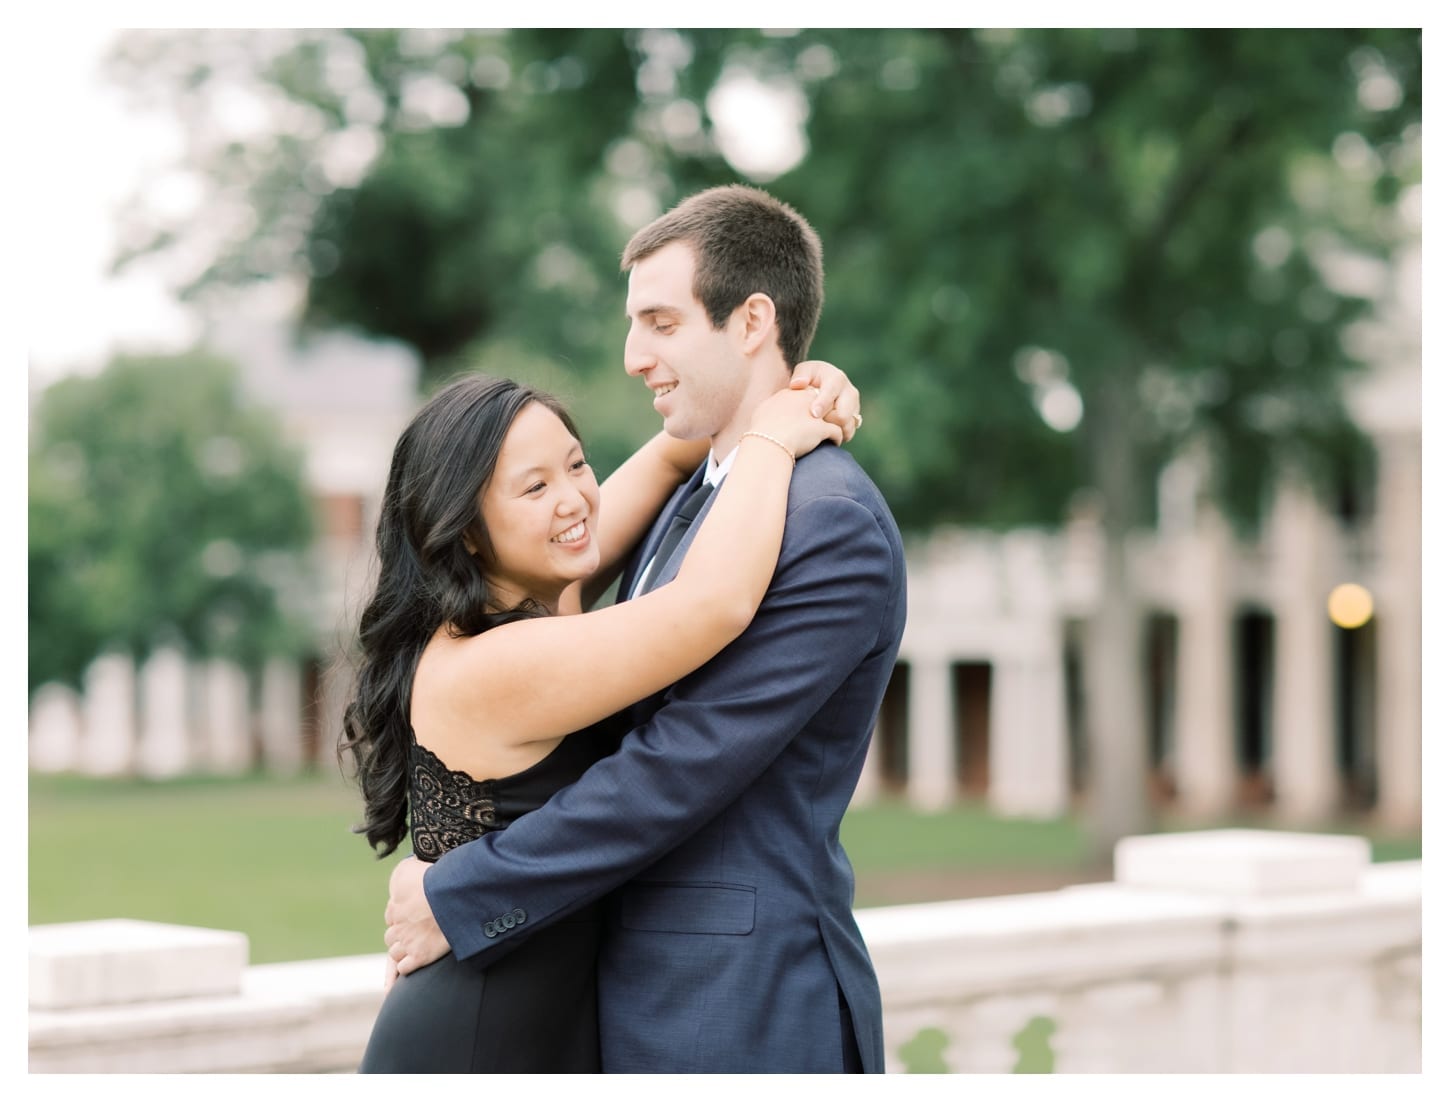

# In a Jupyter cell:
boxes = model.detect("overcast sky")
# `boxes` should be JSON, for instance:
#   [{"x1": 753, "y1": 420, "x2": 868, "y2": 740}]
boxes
[{"x1": 27, "y1": 25, "x2": 198, "y2": 388}]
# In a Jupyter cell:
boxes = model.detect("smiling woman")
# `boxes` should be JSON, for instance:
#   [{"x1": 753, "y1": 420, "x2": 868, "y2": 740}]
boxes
[
  {"x1": 471, "y1": 401, "x2": 603, "y2": 615},
  {"x1": 340, "y1": 366, "x2": 842, "y2": 1072}
]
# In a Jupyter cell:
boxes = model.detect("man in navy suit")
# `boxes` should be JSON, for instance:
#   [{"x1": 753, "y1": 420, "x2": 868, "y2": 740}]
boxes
[{"x1": 384, "y1": 185, "x2": 907, "y2": 1072}]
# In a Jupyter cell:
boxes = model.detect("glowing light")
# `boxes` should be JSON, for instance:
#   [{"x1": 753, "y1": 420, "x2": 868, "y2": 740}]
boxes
[
  {"x1": 705, "y1": 69, "x2": 808, "y2": 181},
  {"x1": 1327, "y1": 583, "x2": 1374, "y2": 629}
]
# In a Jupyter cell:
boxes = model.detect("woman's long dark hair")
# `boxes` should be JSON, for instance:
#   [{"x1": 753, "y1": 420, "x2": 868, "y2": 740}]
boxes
[{"x1": 339, "y1": 374, "x2": 582, "y2": 856}]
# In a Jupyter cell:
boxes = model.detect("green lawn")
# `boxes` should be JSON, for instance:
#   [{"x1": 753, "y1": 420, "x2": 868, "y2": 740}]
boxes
[
  {"x1": 28, "y1": 770, "x2": 393, "y2": 964},
  {"x1": 840, "y1": 800, "x2": 1091, "y2": 869},
  {"x1": 29, "y1": 770, "x2": 1420, "y2": 964}
]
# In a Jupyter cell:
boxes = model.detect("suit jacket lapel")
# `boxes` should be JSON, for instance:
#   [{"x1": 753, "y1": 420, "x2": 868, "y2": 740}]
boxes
[
  {"x1": 645, "y1": 470, "x2": 719, "y2": 593},
  {"x1": 615, "y1": 462, "x2": 709, "y2": 604}
]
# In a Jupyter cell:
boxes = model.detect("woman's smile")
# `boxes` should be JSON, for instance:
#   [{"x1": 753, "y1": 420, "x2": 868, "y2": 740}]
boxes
[{"x1": 551, "y1": 520, "x2": 590, "y2": 546}]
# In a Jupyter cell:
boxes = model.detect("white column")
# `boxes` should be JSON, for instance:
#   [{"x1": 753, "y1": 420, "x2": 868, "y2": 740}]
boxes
[
  {"x1": 988, "y1": 639, "x2": 1070, "y2": 818},
  {"x1": 1039, "y1": 647, "x2": 1072, "y2": 817},
  {"x1": 851, "y1": 714, "x2": 884, "y2": 807},
  {"x1": 1174, "y1": 507, "x2": 1237, "y2": 818},
  {"x1": 29, "y1": 683, "x2": 82, "y2": 773},
  {"x1": 1373, "y1": 434, "x2": 1421, "y2": 832},
  {"x1": 137, "y1": 647, "x2": 192, "y2": 779},
  {"x1": 906, "y1": 656, "x2": 956, "y2": 810},
  {"x1": 80, "y1": 653, "x2": 136, "y2": 776},
  {"x1": 201, "y1": 659, "x2": 253, "y2": 775},
  {"x1": 990, "y1": 538, "x2": 1071, "y2": 819},
  {"x1": 258, "y1": 659, "x2": 303, "y2": 775},
  {"x1": 1270, "y1": 483, "x2": 1338, "y2": 823},
  {"x1": 313, "y1": 658, "x2": 355, "y2": 771}
]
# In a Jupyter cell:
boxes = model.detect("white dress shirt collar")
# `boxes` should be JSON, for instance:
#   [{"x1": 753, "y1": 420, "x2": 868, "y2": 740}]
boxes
[{"x1": 705, "y1": 444, "x2": 739, "y2": 488}]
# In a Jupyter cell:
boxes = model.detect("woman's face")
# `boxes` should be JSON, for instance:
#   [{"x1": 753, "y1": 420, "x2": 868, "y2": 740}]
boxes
[{"x1": 477, "y1": 402, "x2": 600, "y2": 608}]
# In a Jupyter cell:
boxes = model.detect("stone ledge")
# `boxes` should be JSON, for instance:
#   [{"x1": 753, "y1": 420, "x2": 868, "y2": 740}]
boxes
[
  {"x1": 859, "y1": 883, "x2": 1227, "y2": 1002},
  {"x1": 1359, "y1": 859, "x2": 1421, "y2": 898},
  {"x1": 1114, "y1": 829, "x2": 1370, "y2": 897},
  {"x1": 29, "y1": 990, "x2": 316, "y2": 1073},
  {"x1": 29, "y1": 919, "x2": 248, "y2": 1010},
  {"x1": 28, "y1": 958, "x2": 388, "y2": 1073}
]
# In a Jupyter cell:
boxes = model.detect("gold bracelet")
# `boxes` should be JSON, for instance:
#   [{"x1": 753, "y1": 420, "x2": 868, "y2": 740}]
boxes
[{"x1": 740, "y1": 430, "x2": 795, "y2": 467}]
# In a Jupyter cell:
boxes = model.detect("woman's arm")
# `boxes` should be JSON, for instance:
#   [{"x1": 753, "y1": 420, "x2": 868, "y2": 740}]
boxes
[
  {"x1": 565, "y1": 360, "x2": 865, "y2": 612},
  {"x1": 571, "y1": 431, "x2": 708, "y2": 611},
  {"x1": 437, "y1": 386, "x2": 842, "y2": 746}
]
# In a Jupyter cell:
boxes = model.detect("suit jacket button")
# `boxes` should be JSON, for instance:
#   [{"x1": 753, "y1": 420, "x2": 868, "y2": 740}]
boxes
[
  {"x1": 512, "y1": 908, "x2": 527, "y2": 923},
  {"x1": 484, "y1": 921, "x2": 497, "y2": 938},
  {"x1": 501, "y1": 912, "x2": 516, "y2": 929}
]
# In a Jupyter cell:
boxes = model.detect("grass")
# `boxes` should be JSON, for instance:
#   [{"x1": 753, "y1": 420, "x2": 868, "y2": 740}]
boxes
[
  {"x1": 29, "y1": 770, "x2": 1420, "y2": 964},
  {"x1": 840, "y1": 800, "x2": 1091, "y2": 869},
  {"x1": 28, "y1": 770, "x2": 392, "y2": 964}
]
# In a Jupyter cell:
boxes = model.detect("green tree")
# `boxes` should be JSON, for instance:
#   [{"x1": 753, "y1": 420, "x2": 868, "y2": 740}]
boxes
[
  {"x1": 28, "y1": 352, "x2": 317, "y2": 690},
  {"x1": 105, "y1": 28, "x2": 657, "y2": 472},
  {"x1": 666, "y1": 28, "x2": 1419, "y2": 850},
  {"x1": 103, "y1": 28, "x2": 1420, "y2": 850}
]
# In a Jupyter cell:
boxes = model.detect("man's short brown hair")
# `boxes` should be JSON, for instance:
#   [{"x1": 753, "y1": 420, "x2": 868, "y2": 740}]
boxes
[{"x1": 621, "y1": 185, "x2": 824, "y2": 366}]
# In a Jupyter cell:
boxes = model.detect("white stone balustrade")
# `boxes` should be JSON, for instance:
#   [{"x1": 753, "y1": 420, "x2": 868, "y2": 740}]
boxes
[
  {"x1": 30, "y1": 920, "x2": 249, "y2": 1011},
  {"x1": 865, "y1": 830, "x2": 1419, "y2": 1074},
  {"x1": 27, "y1": 831, "x2": 1420, "y2": 1074}
]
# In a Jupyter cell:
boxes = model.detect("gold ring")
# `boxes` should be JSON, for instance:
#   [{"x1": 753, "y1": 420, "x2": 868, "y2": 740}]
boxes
[{"x1": 851, "y1": 412, "x2": 863, "y2": 430}]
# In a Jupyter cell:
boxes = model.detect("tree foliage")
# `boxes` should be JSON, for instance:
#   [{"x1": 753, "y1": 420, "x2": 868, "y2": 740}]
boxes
[
  {"x1": 28, "y1": 352, "x2": 317, "y2": 689},
  {"x1": 106, "y1": 29, "x2": 662, "y2": 474},
  {"x1": 106, "y1": 27, "x2": 1419, "y2": 533},
  {"x1": 665, "y1": 29, "x2": 1418, "y2": 533}
]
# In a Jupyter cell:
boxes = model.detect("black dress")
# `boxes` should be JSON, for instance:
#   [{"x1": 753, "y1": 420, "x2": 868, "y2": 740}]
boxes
[{"x1": 358, "y1": 720, "x2": 618, "y2": 1073}]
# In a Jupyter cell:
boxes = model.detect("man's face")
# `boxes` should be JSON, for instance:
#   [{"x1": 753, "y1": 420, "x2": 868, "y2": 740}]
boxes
[{"x1": 623, "y1": 241, "x2": 749, "y2": 442}]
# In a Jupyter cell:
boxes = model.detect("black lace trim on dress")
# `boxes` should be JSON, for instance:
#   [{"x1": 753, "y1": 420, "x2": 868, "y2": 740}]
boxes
[{"x1": 407, "y1": 741, "x2": 499, "y2": 863}]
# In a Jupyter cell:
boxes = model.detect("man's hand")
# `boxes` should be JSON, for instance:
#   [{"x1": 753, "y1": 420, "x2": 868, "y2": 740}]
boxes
[
  {"x1": 383, "y1": 855, "x2": 451, "y2": 983},
  {"x1": 789, "y1": 360, "x2": 864, "y2": 443}
]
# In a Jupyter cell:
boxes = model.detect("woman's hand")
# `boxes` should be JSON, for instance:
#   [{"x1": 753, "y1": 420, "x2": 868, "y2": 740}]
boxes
[
  {"x1": 748, "y1": 385, "x2": 845, "y2": 459},
  {"x1": 788, "y1": 360, "x2": 864, "y2": 443}
]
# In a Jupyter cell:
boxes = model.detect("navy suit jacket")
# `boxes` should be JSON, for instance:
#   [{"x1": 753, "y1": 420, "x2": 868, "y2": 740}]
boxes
[{"x1": 424, "y1": 444, "x2": 907, "y2": 1072}]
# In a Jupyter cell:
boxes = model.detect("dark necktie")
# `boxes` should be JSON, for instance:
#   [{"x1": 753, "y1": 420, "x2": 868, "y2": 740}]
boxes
[{"x1": 640, "y1": 479, "x2": 715, "y2": 593}]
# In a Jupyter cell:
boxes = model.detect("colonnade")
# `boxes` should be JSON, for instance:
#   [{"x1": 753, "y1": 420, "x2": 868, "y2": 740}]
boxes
[{"x1": 864, "y1": 462, "x2": 1420, "y2": 832}]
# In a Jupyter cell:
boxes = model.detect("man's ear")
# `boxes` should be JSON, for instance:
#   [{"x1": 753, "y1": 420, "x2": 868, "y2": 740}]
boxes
[{"x1": 739, "y1": 292, "x2": 777, "y2": 355}]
